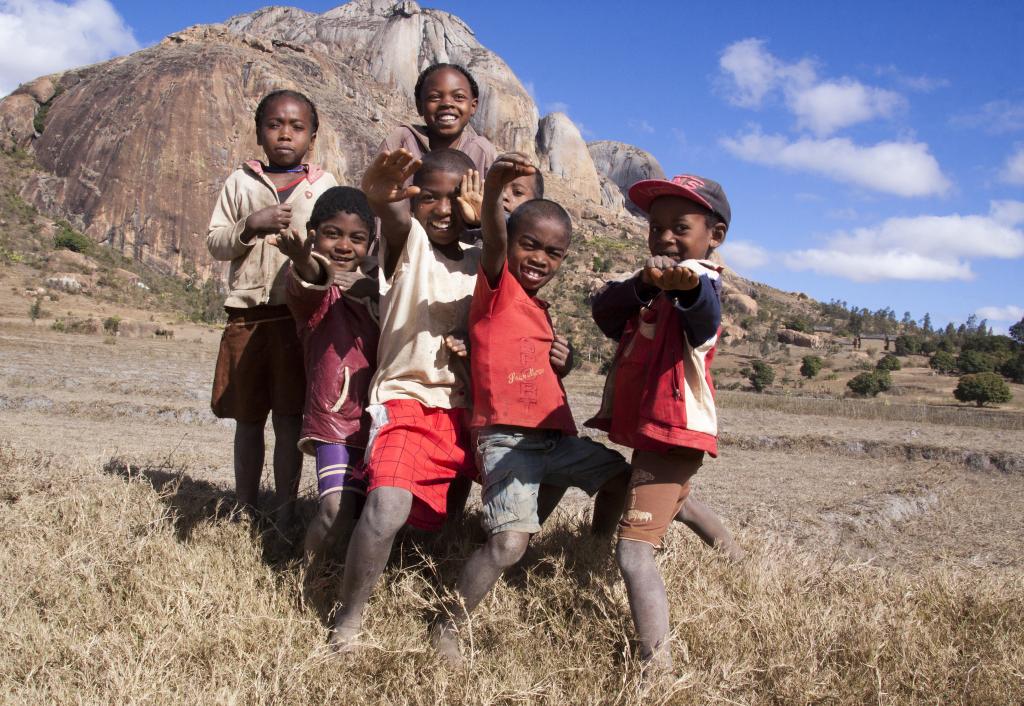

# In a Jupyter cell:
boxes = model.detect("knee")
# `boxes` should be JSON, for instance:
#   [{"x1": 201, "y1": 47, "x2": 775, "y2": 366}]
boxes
[
  {"x1": 359, "y1": 490, "x2": 410, "y2": 538},
  {"x1": 616, "y1": 539, "x2": 653, "y2": 578},
  {"x1": 489, "y1": 532, "x2": 529, "y2": 568},
  {"x1": 318, "y1": 493, "x2": 343, "y2": 525}
]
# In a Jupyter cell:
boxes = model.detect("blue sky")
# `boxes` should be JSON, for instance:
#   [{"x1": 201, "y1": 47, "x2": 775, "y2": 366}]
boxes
[{"x1": 2, "y1": 0, "x2": 1023, "y2": 331}]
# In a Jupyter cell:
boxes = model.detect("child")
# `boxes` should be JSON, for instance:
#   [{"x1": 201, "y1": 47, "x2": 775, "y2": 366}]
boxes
[
  {"x1": 378, "y1": 63, "x2": 498, "y2": 178},
  {"x1": 329, "y1": 148, "x2": 481, "y2": 651},
  {"x1": 207, "y1": 89, "x2": 337, "y2": 534},
  {"x1": 587, "y1": 174, "x2": 743, "y2": 670},
  {"x1": 270, "y1": 186, "x2": 380, "y2": 572},
  {"x1": 460, "y1": 167, "x2": 544, "y2": 245},
  {"x1": 430, "y1": 154, "x2": 629, "y2": 663}
]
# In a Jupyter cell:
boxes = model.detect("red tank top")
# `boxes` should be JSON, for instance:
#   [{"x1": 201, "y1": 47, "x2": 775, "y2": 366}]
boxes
[{"x1": 468, "y1": 263, "x2": 576, "y2": 434}]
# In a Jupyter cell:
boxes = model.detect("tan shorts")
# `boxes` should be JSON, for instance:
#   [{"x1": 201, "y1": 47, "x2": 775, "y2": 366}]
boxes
[
  {"x1": 618, "y1": 447, "x2": 704, "y2": 548},
  {"x1": 211, "y1": 305, "x2": 305, "y2": 422}
]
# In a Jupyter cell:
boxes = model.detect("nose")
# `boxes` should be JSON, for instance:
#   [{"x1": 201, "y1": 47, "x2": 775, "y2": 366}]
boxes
[{"x1": 436, "y1": 197, "x2": 451, "y2": 216}]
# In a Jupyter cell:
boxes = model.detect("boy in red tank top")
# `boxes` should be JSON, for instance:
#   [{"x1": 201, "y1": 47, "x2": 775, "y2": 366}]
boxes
[{"x1": 430, "y1": 153, "x2": 629, "y2": 663}]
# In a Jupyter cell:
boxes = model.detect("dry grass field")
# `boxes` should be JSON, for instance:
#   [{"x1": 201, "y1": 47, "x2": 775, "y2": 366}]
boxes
[{"x1": 2, "y1": 300, "x2": 1024, "y2": 702}]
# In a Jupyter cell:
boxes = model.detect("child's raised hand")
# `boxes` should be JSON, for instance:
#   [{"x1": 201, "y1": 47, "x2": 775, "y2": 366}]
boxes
[
  {"x1": 456, "y1": 169, "x2": 483, "y2": 225},
  {"x1": 266, "y1": 227, "x2": 312, "y2": 262},
  {"x1": 550, "y1": 334, "x2": 574, "y2": 378},
  {"x1": 361, "y1": 150, "x2": 422, "y2": 205},
  {"x1": 245, "y1": 203, "x2": 292, "y2": 236},
  {"x1": 444, "y1": 333, "x2": 469, "y2": 359},
  {"x1": 485, "y1": 152, "x2": 536, "y2": 189},
  {"x1": 642, "y1": 256, "x2": 701, "y2": 291}
]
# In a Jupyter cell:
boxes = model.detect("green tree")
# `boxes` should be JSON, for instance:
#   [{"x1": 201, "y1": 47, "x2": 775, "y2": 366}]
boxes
[
  {"x1": 1010, "y1": 316, "x2": 1024, "y2": 345},
  {"x1": 876, "y1": 354, "x2": 902, "y2": 371},
  {"x1": 1000, "y1": 353, "x2": 1024, "y2": 384},
  {"x1": 954, "y1": 372, "x2": 1012, "y2": 407},
  {"x1": 929, "y1": 351, "x2": 958, "y2": 374},
  {"x1": 847, "y1": 370, "x2": 892, "y2": 397},
  {"x1": 894, "y1": 334, "x2": 921, "y2": 356},
  {"x1": 957, "y1": 349, "x2": 995, "y2": 374},
  {"x1": 749, "y1": 360, "x2": 775, "y2": 392},
  {"x1": 800, "y1": 355, "x2": 823, "y2": 378}
]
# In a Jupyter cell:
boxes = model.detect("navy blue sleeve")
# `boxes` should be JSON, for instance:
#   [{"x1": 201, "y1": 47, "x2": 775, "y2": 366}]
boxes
[
  {"x1": 668, "y1": 275, "x2": 721, "y2": 347},
  {"x1": 590, "y1": 275, "x2": 658, "y2": 340}
]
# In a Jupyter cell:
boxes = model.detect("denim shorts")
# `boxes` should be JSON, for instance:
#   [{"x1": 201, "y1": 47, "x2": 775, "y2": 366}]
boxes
[{"x1": 477, "y1": 425, "x2": 628, "y2": 534}]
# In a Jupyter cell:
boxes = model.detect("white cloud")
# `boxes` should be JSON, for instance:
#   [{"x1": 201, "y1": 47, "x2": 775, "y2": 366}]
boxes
[
  {"x1": 991, "y1": 199, "x2": 1024, "y2": 226},
  {"x1": 782, "y1": 202, "x2": 1024, "y2": 282},
  {"x1": 718, "y1": 38, "x2": 904, "y2": 136},
  {"x1": 721, "y1": 129, "x2": 951, "y2": 197},
  {"x1": 545, "y1": 101, "x2": 570, "y2": 115},
  {"x1": 975, "y1": 305, "x2": 1024, "y2": 322},
  {"x1": 628, "y1": 118, "x2": 655, "y2": 134},
  {"x1": 720, "y1": 240, "x2": 769, "y2": 270},
  {"x1": 873, "y1": 65, "x2": 950, "y2": 93},
  {"x1": 951, "y1": 100, "x2": 1024, "y2": 134},
  {"x1": 0, "y1": 0, "x2": 138, "y2": 96},
  {"x1": 1001, "y1": 146, "x2": 1024, "y2": 185}
]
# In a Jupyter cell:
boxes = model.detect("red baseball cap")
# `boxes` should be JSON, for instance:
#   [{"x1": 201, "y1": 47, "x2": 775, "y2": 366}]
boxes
[{"x1": 628, "y1": 174, "x2": 731, "y2": 227}]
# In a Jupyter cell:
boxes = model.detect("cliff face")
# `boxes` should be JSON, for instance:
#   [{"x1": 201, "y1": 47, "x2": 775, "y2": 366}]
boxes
[
  {"x1": 0, "y1": 0, "x2": 643, "y2": 280},
  {"x1": 588, "y1": 140, "x2": 665, "y2": 214}
]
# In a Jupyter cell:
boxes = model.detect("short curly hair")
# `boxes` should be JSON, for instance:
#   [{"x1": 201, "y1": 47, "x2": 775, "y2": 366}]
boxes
[
  {"x1": 254, "y1": 90, "x2": 319, "y2": 134},
  {"x1": 414, "y1": 63, "x2": 480, "y2": 107},
  {"x1": 507, "y1": 199, "x2": 572, "y2": 242},
  {"x1": 306, "y1": 186, "x2": 375, "y2": 240}
]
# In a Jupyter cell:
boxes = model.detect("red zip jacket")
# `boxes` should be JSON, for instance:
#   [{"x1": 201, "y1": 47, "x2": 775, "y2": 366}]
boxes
[
  {"x1": 585, "y1": 260, "x2": 723, "y2": 456},
  {"x1": 285, "y1": 256, "x2": 380, "y2": 454}
]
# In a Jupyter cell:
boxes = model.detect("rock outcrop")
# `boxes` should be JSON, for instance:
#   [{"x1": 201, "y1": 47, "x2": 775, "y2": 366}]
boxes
[
  {"x1": 778, "y1": 328, "x2": 822, "y2": 348},
  {"x1": 588, "y1": 140, "x2": 665, "y2": 212},
  {"x1": 536, "y1": 113, "x2": 603, "y2": 206}
]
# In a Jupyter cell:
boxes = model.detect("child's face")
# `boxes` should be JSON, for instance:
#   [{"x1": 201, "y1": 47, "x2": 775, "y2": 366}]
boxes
[
  {"x1": 507, "y1": 215, "x2": 570, "y2": 295},
  {"x1": 647, "y1": 196, "x2": 725, "y2": 261},
  {"x1": 501, "y1": 174, "x2": 538, "y2": 215},
  {"x1": 256, "y1": 95, "x2": 315, "y2": 169},
  {"x1": 412, "y1": 169, "x2": 464, "y2": 246},
  {"x1": 417, "y1": 68, "x2": 478, "y2": 142},
  {"x1": 312, "y1": 212, "x2": 371, "y2": 273}
]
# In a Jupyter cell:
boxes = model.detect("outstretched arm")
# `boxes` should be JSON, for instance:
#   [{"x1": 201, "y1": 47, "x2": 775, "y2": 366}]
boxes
[
  {"x1": 480, "y1": 153, "x2": 536, "y2": 286},
  {"x1": 361, "y1": 150, "x2": 421, "y2": 279},
  {"x1": 268, "y1": 228, "x2": 324, "y2": 284}
]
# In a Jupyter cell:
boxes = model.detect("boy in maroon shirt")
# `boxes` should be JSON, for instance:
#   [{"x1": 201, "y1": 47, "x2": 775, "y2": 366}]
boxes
[{"x1": 430, "y1": 153, "x2": 629, "y2": 663}]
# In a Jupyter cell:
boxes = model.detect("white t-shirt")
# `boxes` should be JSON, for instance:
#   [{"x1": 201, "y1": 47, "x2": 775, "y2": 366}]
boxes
[{"x1": 369, "y1": 219, "x2": 481, "y2": 409}]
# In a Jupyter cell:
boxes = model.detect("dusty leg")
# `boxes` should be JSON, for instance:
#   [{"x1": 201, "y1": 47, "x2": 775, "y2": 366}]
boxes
[
  {"x1": 591, "y1": 471, "x2": 629, "y2": 536},
  {"x1": 329, "y1": 486, "x2": 412, "y2": 650},
  {"x1": 233, "y1": 418, "x2": 266, "y2": 518},
  {"x1": 304, "y1": 491, "x2": 366, "y2": 571},
  {"x1": 431, "y1": 530, "x2": 531, "y2": 663},
  {"x1": 616, "y1": 539, "x2": 672, "y2": 667},
  {"x1": 270, "y1": 412, "x2": 303, "y2": 532},
  {"x1": 676, "y1": 496, "x2": 745, "y2": 561}
]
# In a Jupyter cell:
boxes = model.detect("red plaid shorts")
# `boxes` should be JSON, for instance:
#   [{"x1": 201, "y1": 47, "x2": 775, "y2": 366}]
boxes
[{"x1": 365, "y1": 399, "x2": 476, "y2": 531}]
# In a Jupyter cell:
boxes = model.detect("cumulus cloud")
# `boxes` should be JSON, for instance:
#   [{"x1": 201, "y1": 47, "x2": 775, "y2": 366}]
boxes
[
  {"x1": 1001, "y1": 146, "x2": 1024, "y2": 185},
  {"x1": 951, "y1": 100, "x2": 1024, "y2": 134},
  {"x1": 720, "y1": 240, "x2": 769, "y2": 271},
  {"x1": 975, "y1": 305, "x2": 1024, "y2": 322},
  {"x1": 0, "y1": 0, "x2": 138, "y2": 96},
  {"x1": 718, "y1": 39, "x2": 904, "y2": 136},
  {"x1": 783, "y1": 202, "x2": 1024, "y2": 282},
  {"x1": 991, "y1": 199, "x2": 1024, "y2": 226},
  {"x1": 720, "y1": 129, "x2": 951, "y2": 197}
]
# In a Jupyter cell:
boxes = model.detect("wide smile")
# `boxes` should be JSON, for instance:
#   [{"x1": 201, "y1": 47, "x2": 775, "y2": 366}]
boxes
[
  {"x1": 519, "y1": 264, "x2": 547, "y2": 286},
  {"x1": 434, "y1": 112, "x2": 460, "y2": 128},
  {"x1": 429, "y1": 217, "x2": 452, "y2": 233}
]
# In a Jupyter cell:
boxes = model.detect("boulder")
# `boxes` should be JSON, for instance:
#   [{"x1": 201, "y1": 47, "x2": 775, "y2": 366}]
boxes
[
  {"x1": 47, "y1": 248, "x2": 98, "y2": 273},
  {"x1": 46, "y1": 273, "x2": 89, "y2": 294},
  {"x1": 0, "y1": 93, "x2": 38, "y2": 151},
  {"x1": 777, "y1": 328, "x2": 821, "y2": 348},
  {"x1": 587, "y1": 140, "x2": 665, "y2": 213},
  {"x1": 536, "y1": 113, "x2": 603, "y2": 205},
  {"x1": 723, "y1": 290, "x2": 758, "y2": 317},
  {"x1": 720, "y1": 324, "x2": 747, "y2": 342},
  {"x1": 22, "y1": 76, "x2": 58, "y2": 105}
]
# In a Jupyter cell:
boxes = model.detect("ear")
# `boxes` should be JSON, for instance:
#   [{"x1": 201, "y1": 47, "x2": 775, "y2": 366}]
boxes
[
  {"x1": 415, "y1": 97, "x2": 424, "y2": 117},
  {"x1": 467, "y1": 96, "x2": 478, "y2": 118},
  {"x1": 308, "y1": 131, "x2": 317, "y2": 150},
  {"x1": 709, "y1": 221, "x2": 727, "y2": 250}
]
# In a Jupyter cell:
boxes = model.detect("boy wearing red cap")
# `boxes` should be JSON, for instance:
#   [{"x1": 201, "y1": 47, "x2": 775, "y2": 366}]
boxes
[{"x1": 587, "y1": 174, "x2": 743, "y2": 672}]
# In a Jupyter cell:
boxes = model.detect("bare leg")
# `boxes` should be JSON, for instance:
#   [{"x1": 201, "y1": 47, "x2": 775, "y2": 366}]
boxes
[
  {"x1": 304, "y1": 490, "x2": 365, "y2": 572},
  {"x1": 616, "y1": 539, "x2": 672, "y2": 667},
  {"x1": 233, "y1": 418, "x2": 266, "y2": 518},
  {"x1": 431, "y1": 530, "x2": 531, "y2": 663},
  {"x1": 676, "y1": 496, "x2": 745, "y2": 561},
  {"x1": 445, "y1": 475, "x2": 472, "y2": 526},
  {"x1": 270, "y1": 412, "x2": 303, "y2": 532},
  {"x1": 329, "y1": 486, "x2": 413, "y2": 650},
  {"x1": 591, "y1": 471, "x2": 629, "y2": 536}
]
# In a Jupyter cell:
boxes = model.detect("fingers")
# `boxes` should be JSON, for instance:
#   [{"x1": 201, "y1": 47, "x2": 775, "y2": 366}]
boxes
[{"x1": 444, "y1": 334, "x2": 468, "y2": 357}]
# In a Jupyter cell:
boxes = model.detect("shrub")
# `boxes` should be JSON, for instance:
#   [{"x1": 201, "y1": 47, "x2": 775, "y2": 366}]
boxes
[
  {"x1": 1000, "y1": 353, "x2": 1024, "y2": 384},
  {"x1": 800, "y1": 355, "x2": 823, "y2": 378},
  {"x1": 847, "y1": 370, "x2": 892, "y2": 397},
  {"x1": 103, "y1": 316, "x2": 122, "y2": 335},
  {"x1": 929, "y1": 351, "x2": 958, "y2": 374},
  {"x1": 876, "y1": 354, "x2": 902, "y2": 371},
  {"x1": 894, "y1": 334, "x2": 921, "y2": 356},
  {"x1": 954, "y1": 372, "x2": 1012, "y2": 407},
  {"x1": 29, "y1": 296, "x2": 42, "y2": 322},
  {"x1": 784, "y1": 318, "x2": 813, "y2": 333},
  {"x1": 748, "y1": 360, "x2": 775, "y2": 392},
  {"x1": 53, "y1": 225, "x2": 92, "y2": 254},
  {"x1": 957, "y1": 349, "x2": 995, "y2": 374}
]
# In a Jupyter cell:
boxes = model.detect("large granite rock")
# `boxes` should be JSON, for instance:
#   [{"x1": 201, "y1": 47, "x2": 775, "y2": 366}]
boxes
[
  {"x1": 536, "y1": 112, "x2": 603, "y2": 205},
  {"x1": 225, "y1": 0, "x2": 539, "y2": 157},
  {"x1": 588, "y1": 140, "x2": 665, "y2": 213},
  {"x1": 778, "y1": 328, "x2": 822, "y2": 348}
]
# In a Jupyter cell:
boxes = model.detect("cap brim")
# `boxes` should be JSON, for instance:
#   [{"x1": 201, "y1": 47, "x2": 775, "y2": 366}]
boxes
[{"x1": 627, "y1": 179, "x2": 714, "y2": 215}]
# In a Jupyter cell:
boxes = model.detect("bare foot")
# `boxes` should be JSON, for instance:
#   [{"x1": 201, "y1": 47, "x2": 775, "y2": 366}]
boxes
[
  {"x1": 429, "y1": 621, "x2": 464, "y2": 666},
  {"x1": 327, "y1": 618, "x2": 363, "y2": 654},
  {"x1": 639, "y1": 646, "x2": 676, "y2": 692}
]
